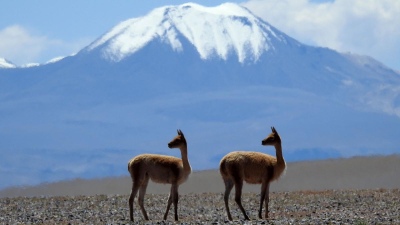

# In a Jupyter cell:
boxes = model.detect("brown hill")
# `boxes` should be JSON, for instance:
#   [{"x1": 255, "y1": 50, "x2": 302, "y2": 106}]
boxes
[{"x1": 1, "y1": 155, "x2": 399, "y2": 198}]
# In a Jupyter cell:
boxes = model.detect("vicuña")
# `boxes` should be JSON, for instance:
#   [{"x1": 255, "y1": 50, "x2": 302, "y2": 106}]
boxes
[
  {"x1": 127, "y1": 129, "x2": 191, "y2": 222},
  {"x1": 219, "y1": 127, "x2": 286, "y2": 220}
]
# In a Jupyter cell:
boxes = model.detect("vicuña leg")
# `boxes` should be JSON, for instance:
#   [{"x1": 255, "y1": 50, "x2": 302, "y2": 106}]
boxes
[
  {"x1": 223, "y1": 178, "x2": 234, "y2": 221},
  {"x1": 259, "y1": 181, "x2": 267, "y2": 219},
  {"x1": 164, "y1": 184, "x2": 178, "y2": 220},
  {"x1": 234, "y1": 177, "x2": 250, "y2": 220},
  {"x1": 172, "y1": 184, "x2": 179, "y2": 221},
  {"x1": 138, "y1": 176, "x2": 150, "y2": 220},
  {"x1": 264, "y1": 183, "x2": 270, "y2": 219},
  {"x1": 259, "y1": 181, "x2": 270, "y2": 219},
  {"x1": 163, "y1": 193, "x2": 172, "y2": 220},
  {"x1": 129, "y1": 182, "x2": 140, "y2": 221}
]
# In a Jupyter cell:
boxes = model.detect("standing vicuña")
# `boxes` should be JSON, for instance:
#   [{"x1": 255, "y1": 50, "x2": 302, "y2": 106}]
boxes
[
  {"x1": 127, "y1": 130, "x2": 191, "y2": 222},
  {"x1": 219, "y1": 127, "x2": 286, "y2": 220}
]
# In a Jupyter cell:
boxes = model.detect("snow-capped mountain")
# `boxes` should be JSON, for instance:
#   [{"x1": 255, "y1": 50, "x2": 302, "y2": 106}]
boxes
[
  {"x1": 0, "y1": 58, "x2": 16, "y2": 68},
  {"x1": 0, "y1": 56, "x2": 66, "y2": 68},
  {"x1": 45, "y1": 56, "x2": 66, "y2": 64},
  {"x1": 86, "y1": 3, "x2": 285, "y2": 63},
  {"x1": 0, "y1": 3, "x2": 399, "y2": 189}
]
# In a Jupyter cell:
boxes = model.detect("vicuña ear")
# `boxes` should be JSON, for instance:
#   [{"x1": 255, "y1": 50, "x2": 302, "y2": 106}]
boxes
[{"x1": 271, "y1": 127, "x2": 276, "y2": 133}]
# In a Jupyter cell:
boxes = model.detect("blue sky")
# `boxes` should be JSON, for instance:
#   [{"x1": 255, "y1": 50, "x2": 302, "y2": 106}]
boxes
[{"x1": 1, "y1": 0, "x2": 399, "y2": 71}]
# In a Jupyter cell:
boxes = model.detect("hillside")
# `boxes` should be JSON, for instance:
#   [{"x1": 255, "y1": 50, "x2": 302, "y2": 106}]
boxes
[{"x1": 1, "y1": 155, "x2": 398, "y2": 198}]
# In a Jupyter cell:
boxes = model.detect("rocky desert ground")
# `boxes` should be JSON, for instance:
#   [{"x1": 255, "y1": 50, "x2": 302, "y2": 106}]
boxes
[{"x1": 1, "y1": 189, "x2": 399, "y2": 224}]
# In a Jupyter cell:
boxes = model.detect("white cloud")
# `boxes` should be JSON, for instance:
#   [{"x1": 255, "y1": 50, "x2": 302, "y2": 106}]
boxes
[
  {"x1": 0, "y1": 25, "x2": 47, "y2": 65},
  {"x1": 0, "y1": 25, "x2": 90, "y2": 66},
  {"x1": 242, "y1": 0, "x2": 400, "y2": 70}
]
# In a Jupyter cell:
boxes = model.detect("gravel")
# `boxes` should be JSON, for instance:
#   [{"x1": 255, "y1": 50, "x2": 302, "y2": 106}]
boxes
[{"x1": 1, "y1": 189, "x2": 399, "y2": 224}]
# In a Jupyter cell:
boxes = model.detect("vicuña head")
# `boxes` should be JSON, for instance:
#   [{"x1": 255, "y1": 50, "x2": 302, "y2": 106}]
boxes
[
  {"x1": 219, "y1": 126, "x2": 286, "y2": 221},
  {"x1": 261, "y1": 126, "x2": 281, "y2": 146},
  {"x1": 168, "y1": 129, "x2": 187, "y2": 149},
  {"x1": 128, "y1": 129, "x2": 191, "y2": 222}
]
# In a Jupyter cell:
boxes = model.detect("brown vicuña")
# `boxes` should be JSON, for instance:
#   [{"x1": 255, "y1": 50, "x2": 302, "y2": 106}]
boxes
[
  {"x1": 127, "y1": 129, "x2": 191, "y2": 222},
  {"x1": 219, "y1": 127, "x2": 286, "y2": 220}
]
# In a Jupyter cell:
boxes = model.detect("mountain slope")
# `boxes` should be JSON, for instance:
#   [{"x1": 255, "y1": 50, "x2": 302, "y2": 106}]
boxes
[
  {"x1": 1, "y1": 155, "x2": 398, "y2": 197},
  {"x1": 0, "y1": 3, "x2": 399, "y2": 190}
]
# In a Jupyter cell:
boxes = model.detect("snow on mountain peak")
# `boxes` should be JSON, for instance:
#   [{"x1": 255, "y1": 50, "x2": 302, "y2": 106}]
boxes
[
  {"x1": 87, "y1": 3, "x2": 281, "y2": 63},
  {"x1": 46, "y1": 56, "x2": 66, "y2": 64},
  {"x1": 0, "y1": 58, "x2": 16, "y2": 68}
]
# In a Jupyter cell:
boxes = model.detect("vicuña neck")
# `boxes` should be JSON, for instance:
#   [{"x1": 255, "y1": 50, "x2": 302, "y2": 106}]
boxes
[
  {"x1": 180, "y1": 145, "x2": 191, "y2": 173},
  {"x1": 275, "y1": 143, "x2": 285, "y2": 165}
]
